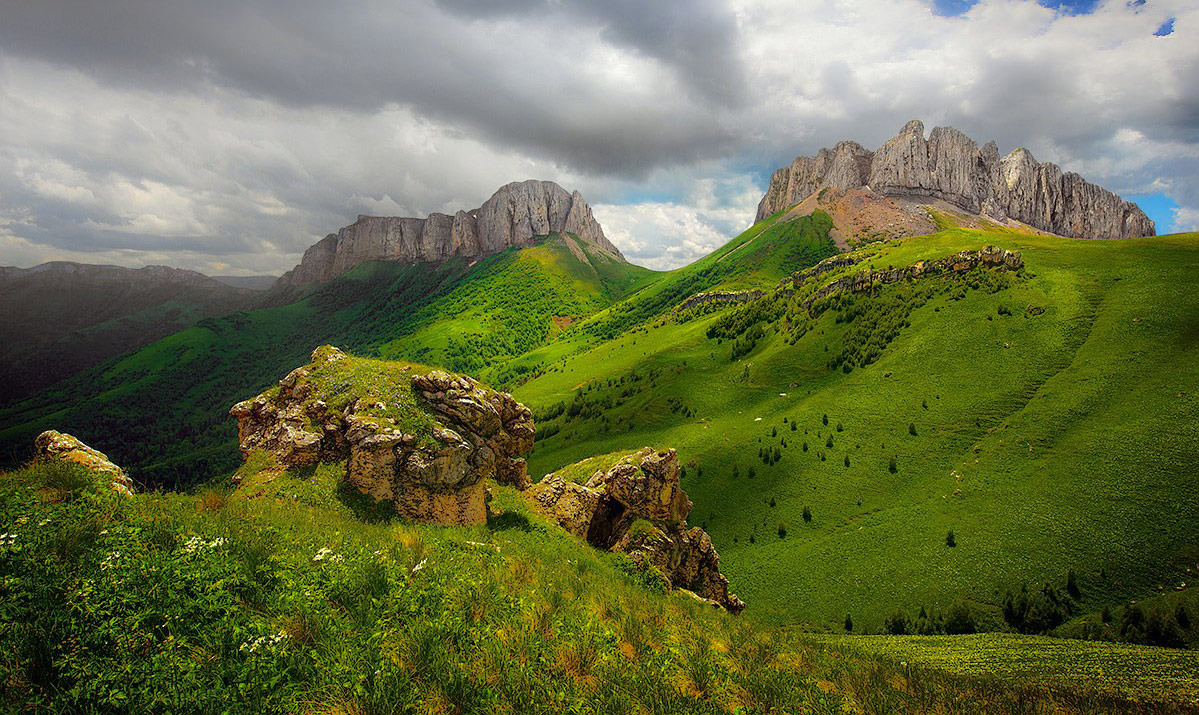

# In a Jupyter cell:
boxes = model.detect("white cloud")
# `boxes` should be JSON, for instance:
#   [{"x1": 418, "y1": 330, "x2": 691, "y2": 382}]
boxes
[{"x1": 0, "y1": 0, "x2": 1196, "y2": 274}]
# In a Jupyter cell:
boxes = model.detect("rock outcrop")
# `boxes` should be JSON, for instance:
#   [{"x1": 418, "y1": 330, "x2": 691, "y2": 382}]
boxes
[
  {"x1": 677, "y1": 289, "x2": 764, "y2": 312},
  {"x1": 230, "y1": 346, "x2": 534, "y2": 526},
  {"x1": 757, "y1": 120, "x2": 1155, "y2": 239},
  {"x1": 786, "y1": 245, "x2": 1023, "y2": 311},
  {"x1": 280, "y1": 180, "x2": 623, "y2": 286},
  {"x1": 527, "y1": 448, "x2": 745, "y2": 613},
  {"x1": 34, "y1": 430, "x2": 134, "y2": 496}
]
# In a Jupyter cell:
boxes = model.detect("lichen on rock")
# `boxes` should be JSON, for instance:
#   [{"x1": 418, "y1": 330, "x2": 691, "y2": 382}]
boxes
[
  {"x1": 229, "y1": 346, "x2": 534, "y2": 526},
  {"x1": 527, "y1": 447, "x2": 745, "y2": 613},
  {"x1": 34, "y1": 430, "x2": 134, "y2": 496}
]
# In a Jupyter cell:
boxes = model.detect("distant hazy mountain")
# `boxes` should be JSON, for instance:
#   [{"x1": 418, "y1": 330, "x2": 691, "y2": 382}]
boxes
[
  {"x1": 0, "y1": 261, "x2": 260, "y2": 405},
  {"x1": 210, "y1": 274, "x2": 278, "y2": 290}
]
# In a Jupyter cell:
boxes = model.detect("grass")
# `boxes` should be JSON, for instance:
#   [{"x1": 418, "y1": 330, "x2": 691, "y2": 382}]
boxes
[
  {"x1": 515, "y1": 229, "x2": 1199, "y2": 633},
  {"x1": 2, "y1": 458, "x2": 1195, "y2": 713},
  {"x1": 815, "y1": 632, "x2": 1199, "y2": 707}
]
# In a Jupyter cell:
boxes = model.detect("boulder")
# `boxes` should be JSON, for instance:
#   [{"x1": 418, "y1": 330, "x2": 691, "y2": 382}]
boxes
[
  {"x1": 229, "y1": 346, "x2": 535, "y2": 526},
  {"x1": 34, "y1": 430, "x2": 134, "y2": 496},
  {"x1": 528, "y1": 447, "x2": 744, "y2": 613}
]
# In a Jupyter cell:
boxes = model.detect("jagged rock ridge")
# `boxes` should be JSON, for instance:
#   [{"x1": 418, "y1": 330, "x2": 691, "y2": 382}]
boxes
[
  {"x1": 281, "y1": 180, "x2": 623, "y2": 286},
  {"x1": 757, "y1": 120, "x2": 1154, "y2": 239}
]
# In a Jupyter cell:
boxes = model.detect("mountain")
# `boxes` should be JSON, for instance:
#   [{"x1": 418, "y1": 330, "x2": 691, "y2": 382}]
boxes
[
  {"x1": 0, "y1": 233, "x2": 652, "y2": 486},
  {"x1": 210, "y1": 274, "x2": 278, "y2": 290},
  {"x1": 756, "y1": 120, "x2": 1155, "y2": 239},
  {"x1": 0, "y1": 261, "x2": 260, "y2": 405},
  {"x1": 280, "y1": 180, "x2": 622, "y2": 287}
]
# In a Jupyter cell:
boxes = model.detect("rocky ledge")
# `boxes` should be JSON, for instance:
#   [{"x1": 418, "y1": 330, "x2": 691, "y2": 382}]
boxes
[
  {"x1": 785, "y1": 245, "x2": 1023, "y2": 311},
  {"x1": 757, "y1": 120, "x2": 1154, "y2": 239},
  {"x1": 230, "y1": 346, "x2": 534, "y2": 526},
  {"x1": 677, "y1": 289, "x2": 765, "y2": 312},
  {"x1": 527, "y1": 448, "x2": 745, "y2": 613},
  {"x1": 34, "y1": 430, "x2": 134, "y2": 496}
]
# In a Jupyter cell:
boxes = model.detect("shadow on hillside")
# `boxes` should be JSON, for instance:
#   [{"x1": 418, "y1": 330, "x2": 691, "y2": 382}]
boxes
[{"x1": 334, "y1": 480, "x2": 399, "y2": 524}]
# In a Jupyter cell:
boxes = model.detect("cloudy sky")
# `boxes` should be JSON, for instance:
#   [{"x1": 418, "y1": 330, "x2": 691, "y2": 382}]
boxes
[{"x1": 0, "y1": 0, "x2": 1194, "y2": 274}]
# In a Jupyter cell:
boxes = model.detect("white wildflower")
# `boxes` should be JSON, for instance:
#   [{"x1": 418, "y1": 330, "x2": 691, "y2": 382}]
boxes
[
  {"x1": 100, "y1": 551, "x2": 121, "y2": 569},
  {"x1": 411, "y1": 558, "x2": 428, "y2": 573},
  {"x1": 0, "y1": 533, "x2": 16, "y2": 547},
  {"x1": 313, "y1": 547, "x2": 333, "y2": 562}
]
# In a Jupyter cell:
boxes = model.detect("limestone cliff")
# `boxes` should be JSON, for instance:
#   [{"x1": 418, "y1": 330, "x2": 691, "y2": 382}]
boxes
[
  {"x1": 757, "y1": 120, "x2": 1154, "y2": 239},
  {"x1": 280, "y1": 180, "x2": 622, "y2": 286}
]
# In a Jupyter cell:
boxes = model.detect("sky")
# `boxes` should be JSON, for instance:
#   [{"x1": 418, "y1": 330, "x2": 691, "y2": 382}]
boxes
[{"x1": 0, "y1": 0, "x2": 1195, "y2": 274}]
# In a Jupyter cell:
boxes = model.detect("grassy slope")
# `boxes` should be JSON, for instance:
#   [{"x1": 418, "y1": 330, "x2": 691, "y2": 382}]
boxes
[
  {"x1": 515, "y1": 229, "x2": 1199, "y2": 632},
  {"x1": 2, "y1": 458, "x2": 1194, "y2": 714},
  {"x1": 0, "y1": 236, "x2": 651, "y2": 488}
]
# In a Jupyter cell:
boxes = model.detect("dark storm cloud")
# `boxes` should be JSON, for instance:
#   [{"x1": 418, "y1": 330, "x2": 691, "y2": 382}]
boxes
[
  {"x1": 434, "y1": 0, "x2": 746, "y2": 106},
  {"x1": 0, "y1": 0, "x2": 741, "y2": 174}
]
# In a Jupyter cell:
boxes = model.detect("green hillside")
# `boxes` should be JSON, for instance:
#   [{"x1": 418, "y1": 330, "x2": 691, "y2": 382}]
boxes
[
  {"x1": 0, "y1": 235, "x2": 651, "y2": 488},
  {"x1": 3, "y1": 444, "x2": 1195, "y2": 713},
  {"x1": 515, "y1": 227, "x2": 1199, "y2": 633}
]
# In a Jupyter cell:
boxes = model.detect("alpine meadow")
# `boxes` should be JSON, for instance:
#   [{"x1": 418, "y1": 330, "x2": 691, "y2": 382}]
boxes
[{"x1": 1, "y1": 2, "x2": 1198, "y2": 713}]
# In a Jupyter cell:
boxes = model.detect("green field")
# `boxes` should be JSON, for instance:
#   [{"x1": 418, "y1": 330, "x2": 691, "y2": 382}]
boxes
[
  {"x1": 3, "y1": 442, "x2": 1195, "y2": 713},
  {"x1": 514, "y1": 228, "x2": 1199, "y2": 632},
  {"x1": 814, "y1": 632, "x2": 1199, "y2": 707}
]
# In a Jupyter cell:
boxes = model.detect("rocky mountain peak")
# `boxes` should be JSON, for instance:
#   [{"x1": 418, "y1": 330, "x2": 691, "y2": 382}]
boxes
[
  {"x1": 756, "y1": 121, "x2": 1155, "y2": 239},
  {"x1": 279, "y1": 180, "x2": 621, "y2": 287}
]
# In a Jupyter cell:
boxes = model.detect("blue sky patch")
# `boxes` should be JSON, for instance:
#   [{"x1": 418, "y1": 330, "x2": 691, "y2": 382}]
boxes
[
  {"x1": 1127, "y1": 192, "x2": 1181, "y2": 234},
  {"x1": 1154, "y1": 17, "x2": 1175, "y2": 36}
]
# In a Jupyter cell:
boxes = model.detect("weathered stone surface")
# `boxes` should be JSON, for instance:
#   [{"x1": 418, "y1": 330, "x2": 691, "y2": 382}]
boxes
[
  {"x1": 279, "y1": 180, "x2": 622, "y2": 286},
  {"x1": 757, "y1": 120, "x2": 1155, "y2": 239},
  {"x1": 34, "y1": 430, "x2": 134, "y2": 496},
  {"x1": 229, "y1": 346, "x2": 535, "y2": 526},
  {"x1": 527, "y1": 447, "x2": 744, "y2": 613}
]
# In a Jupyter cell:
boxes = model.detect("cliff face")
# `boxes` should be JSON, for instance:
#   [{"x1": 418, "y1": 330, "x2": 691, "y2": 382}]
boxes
[
  {"x1": 281, "y1": 180, "x2": 622, "y2": 286},
  {"x1": 756, "y1": 120, "x2": 1154, "y2": 239}
]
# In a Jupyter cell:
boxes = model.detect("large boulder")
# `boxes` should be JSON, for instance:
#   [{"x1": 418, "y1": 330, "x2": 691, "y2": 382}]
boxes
[
  {"x1": 528, "y1": 447, "x2": 744, "y2": 613},
  {"x1": 229, "y1": 346, "x2": 534, "y2": 526},
  {"x1": 34, "y1": 430, "x2": 134, "y2": 496}
]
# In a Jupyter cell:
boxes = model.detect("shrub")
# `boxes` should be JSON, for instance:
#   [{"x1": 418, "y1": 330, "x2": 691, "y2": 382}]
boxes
[
  {"x1": 843, "y1": 455, "x2": 850, "y2": 468},
  {"x1": 944, "y1": 601, "x2": 977, "y2": 634},
  {"x1": 844, "y1": 614, "x2": 854, "y2": 632},
  {"x1": 802, "y1": 506, "x2": 812, "y2": 523},
  {"x1": 823, "y1": 414, "x2": 829, "y2": 426},
  {"x1": 909, "y1": 423, "x2": 918, "y2": 436},
  {"x1": 884, "y1": 609, "x2": 909, "y2": 635},
  {"x1": 1067, "y1": 570, "x2": 1081, "y2": 600},
  {"x1": 888, "y1": 456, "x2": 897, "y2": 474},
  {"x1": 777, "y1": 522, "x2": 787, "y2": 539},
  {"x1": 946, "y1": 530, "x2": 956, "y2": 547}
]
